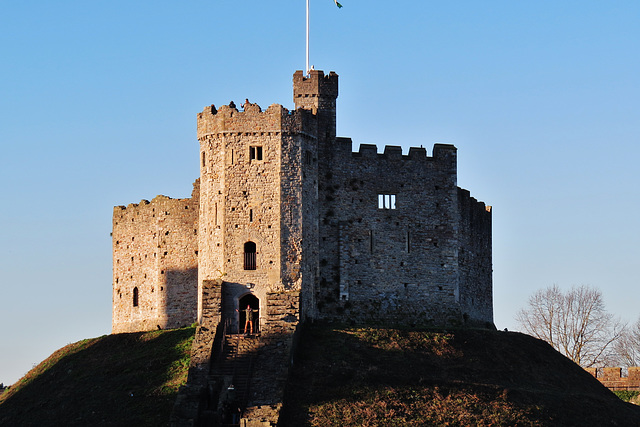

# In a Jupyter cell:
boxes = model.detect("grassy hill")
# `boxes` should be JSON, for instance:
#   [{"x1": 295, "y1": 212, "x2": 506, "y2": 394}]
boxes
[
  {"x1": 2, "y1": 325, "x2": 639, "y2": 426},
  {"x1": 0, "y1": 327, "x2": 195, "y2": 427},
  {"x1": 280, "y1": 326, "x2": 640, "y2": 426}
]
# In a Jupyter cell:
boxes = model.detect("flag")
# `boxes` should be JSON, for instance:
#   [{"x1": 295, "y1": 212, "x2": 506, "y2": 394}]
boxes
[{"x1": 334, "y1": 0, "x2": 343, "y2": 8}]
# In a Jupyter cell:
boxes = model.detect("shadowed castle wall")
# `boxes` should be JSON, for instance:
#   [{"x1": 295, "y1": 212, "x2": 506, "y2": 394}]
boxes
[
  {"x1": 315, "y1": 142, "x2": 465, "y2": 326},
  {"x1": 457, "y1": 188, "x2": 493, "y2": 325}
]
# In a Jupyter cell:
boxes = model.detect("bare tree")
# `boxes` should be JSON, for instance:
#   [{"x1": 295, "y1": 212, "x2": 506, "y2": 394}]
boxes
[
  {"x1": 516, "y1": 285, "x2": 624, "y2": 367},
  {"x1": 613, "y1": 317, "x2": 640, "y2": 367}
]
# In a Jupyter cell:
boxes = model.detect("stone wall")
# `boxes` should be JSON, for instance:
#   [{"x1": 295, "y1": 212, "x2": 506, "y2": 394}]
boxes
[
  {"x1": 315, "y1": 142, "x2": 465, "y2": 326},
  {"x1": 197, "y1": 99, "x2": 316, "y2": 335},
  {"x1": 457, "y1": 188, "x2": 493, "y2": 325},
  {"x1": 242, "y1": 291, "x2": 300, "y2": 426},
  {"x1": 586, "y1": 367, "x2": 640, "y2": 391},
  {"x1": 112, "y1": 181, "x2": 199, "y2": 333}
]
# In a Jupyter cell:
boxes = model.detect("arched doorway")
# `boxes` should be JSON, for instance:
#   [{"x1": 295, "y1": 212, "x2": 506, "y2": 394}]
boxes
[{"x1": 238, "y1": 293, "x2": 260, "y2": 334}]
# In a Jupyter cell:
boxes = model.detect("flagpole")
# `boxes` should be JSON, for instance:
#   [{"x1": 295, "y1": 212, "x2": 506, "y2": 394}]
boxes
[{"x1": 306, "y1": 0, "x2": 310, "y2": 75}]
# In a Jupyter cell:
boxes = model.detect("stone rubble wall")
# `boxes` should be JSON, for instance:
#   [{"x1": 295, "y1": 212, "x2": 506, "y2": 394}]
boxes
[
  {"x1": 112, "y1": 181, "x2": 199, "y2": 333},
  {"x1": 586, "y1": 367, "x2": 640, "y2": 391}
]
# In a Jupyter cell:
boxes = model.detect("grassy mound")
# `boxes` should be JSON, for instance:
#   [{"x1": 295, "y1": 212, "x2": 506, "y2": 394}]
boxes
[
  {"x1": 0, "y1": 327, "x2": 195, "y2": 427},
  {"x1": 280, "y1": 326, "x2": 640, "y2": 426}
]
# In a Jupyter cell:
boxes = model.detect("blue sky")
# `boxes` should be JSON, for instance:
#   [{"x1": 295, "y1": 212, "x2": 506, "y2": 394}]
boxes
[{"x1": 1, "y1": 1, "x2": 639, "y2": 385}]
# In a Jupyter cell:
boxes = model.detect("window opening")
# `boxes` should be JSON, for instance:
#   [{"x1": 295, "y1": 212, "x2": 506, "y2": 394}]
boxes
[
  {"x1": 249, "y1": 209, "x2": 253, "y2": 222},
  {"x1": 378, "y1": 194, "x2": 396, "y2": 209},
  {"x1": 249, "y1": 146, "x2": 263, "y2": 161},
  {"x1": 202, "y1": 151, "x2": 206, "y2": 167},
  {"x1": 133, "y1": 287, "x2": 139, "y2": 307},
  {"x1": 244, "y1": 241, "x2": 257, "y2": 270}
]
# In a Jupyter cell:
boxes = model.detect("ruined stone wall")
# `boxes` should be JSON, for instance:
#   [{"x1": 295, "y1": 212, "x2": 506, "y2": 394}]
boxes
[
  {"x1": 112, "y1": 182, "x2": 199, "y2": 333},
  {"x1": 586, "y1": 367, "x2": 640, "y2": 391},
  {"x1": 316, "y1": 143, "x2": 464, "y2": 326},
  {"x1": 457, "y1": 188, "x2": 493, "y2": 326}
]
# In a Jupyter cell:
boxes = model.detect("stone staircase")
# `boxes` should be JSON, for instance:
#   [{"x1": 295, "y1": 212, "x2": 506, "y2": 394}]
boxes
[{"x1": 211, "y1": 333, "x2": 262, "y2": 426}]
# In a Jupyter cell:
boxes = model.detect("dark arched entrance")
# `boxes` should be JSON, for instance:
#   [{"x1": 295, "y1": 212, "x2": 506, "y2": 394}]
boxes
[{"x1": 238, "y1": 293, "x2": 260, "y2": 334}]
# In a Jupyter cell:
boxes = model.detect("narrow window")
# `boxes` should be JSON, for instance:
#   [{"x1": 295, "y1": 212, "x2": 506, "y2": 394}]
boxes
[
  {"x1": 249, "y1": 146, "x2": 263, "y2": 161},
  {"x1": 133, "y1": 287, "x2": 139, "y2": 307},
  {"x1": 202, "y1": 151, "x2": 206, "y2": 167},
  {"x1": 305, "y1": 150, "x2": 312, "y2": 165},
  {"x1": 249, "y1": 209, "x2": 253, "y2": 222},
  {"x1": 231, "y1": 149, "x2": 234, "y2": 165},
  {"x1": 244, "y1": 241, "x2": 257, "y2": 270}
]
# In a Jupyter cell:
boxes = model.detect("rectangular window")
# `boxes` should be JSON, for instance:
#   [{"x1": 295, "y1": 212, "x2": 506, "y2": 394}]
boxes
[
  {"x1": 249, "y1": 146, "x2": 263, "y2": 161},
  {"x1": 378, "y1": 194, "x2": 396, "y2": 209}
]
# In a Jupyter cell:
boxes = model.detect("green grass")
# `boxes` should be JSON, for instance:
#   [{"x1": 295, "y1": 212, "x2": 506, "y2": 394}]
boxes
[
  {"x1": 614, "y1": 390, "x2": 640, "y2": 404},
  {"x1": 0, "y1": 327, "x2": 195, "y2": 427}
]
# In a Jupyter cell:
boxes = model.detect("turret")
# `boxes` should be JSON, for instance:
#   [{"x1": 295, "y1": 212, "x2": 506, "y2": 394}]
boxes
[{"x1": 293, "y1": 70, "x2": 338, "y2": 147}]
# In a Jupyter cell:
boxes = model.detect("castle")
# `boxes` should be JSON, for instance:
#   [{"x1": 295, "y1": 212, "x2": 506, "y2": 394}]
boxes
[{"x1": 112, "y1": 69, "x2": 493, "y2": 335}]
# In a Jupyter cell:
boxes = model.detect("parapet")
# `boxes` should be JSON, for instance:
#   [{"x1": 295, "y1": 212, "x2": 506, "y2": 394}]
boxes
[
  {"x1": 293, "y1": 70, "x2": 339, "y2": 99},
  {"x1": 458, "y1": 188, "x2": 492, "y2": 222},
  {"x1": 350, "y1": 143, "x2": 457, "y2": 165},
  {"x1": 113, "y1": 193, "x2": 196, "y2": 220},
  {"x1": 197, "y1": 102, "x2": 315, "y2": 140}
]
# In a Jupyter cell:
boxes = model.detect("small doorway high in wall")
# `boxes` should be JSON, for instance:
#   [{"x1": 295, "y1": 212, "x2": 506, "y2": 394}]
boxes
[{"x1": 238, "y1": 293, "x2": 260, "y2": 334}]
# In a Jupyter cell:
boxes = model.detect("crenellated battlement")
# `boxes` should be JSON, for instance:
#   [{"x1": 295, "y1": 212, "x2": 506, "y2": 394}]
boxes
[
  {"x1": 350, "y1": 143, "x2": 457, "y2": 162},
  {"x1": 293, "y1": 70, "x2": 338, "y2": 99},
  {"x1": 197, "y1": 102, "x2": 317, "y2": 140}
]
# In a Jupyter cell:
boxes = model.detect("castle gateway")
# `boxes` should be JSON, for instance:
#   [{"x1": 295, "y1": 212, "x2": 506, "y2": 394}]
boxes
[{"x1": 112, "y1": 70, "x2": 493, "y2": 335}]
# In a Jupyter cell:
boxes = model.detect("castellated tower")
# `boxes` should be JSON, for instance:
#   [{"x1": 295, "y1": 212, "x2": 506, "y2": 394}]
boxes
[{"x1": 196, "y1": 85, "x2": 326, "y2": 335}]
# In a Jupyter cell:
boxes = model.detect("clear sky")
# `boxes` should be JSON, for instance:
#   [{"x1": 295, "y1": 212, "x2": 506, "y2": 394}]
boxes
[{"x1": 1, "y1": 1, "x2": 639, "y2": 385}]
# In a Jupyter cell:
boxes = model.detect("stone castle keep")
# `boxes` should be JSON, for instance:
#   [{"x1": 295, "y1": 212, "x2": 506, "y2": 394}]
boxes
[
  {"x1": 112, "y1": 70, "x2": 492, "y2": 334},
  {"x1": 112, "y1": 70, "x2": 493, "y2": 424}
]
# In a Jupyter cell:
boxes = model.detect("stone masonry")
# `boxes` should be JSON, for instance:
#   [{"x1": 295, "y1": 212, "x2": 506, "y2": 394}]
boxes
[
  {"x1": 586, "y1": 367, "x2": 640, "y2": 391},
  {"x1": 113, "y1": 70, "x2": 493, "y2": 425}
]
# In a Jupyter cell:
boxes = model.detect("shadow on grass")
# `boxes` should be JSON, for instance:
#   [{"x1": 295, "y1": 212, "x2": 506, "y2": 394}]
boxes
[
  {"x1": 0, "y1": 327, "x2": 195, "y2": 427},
  {"x1": 280, "y1": 325, "x2": 640, "y2": 426}
]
